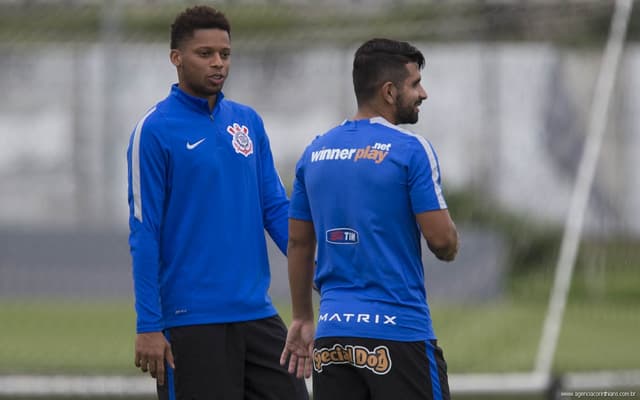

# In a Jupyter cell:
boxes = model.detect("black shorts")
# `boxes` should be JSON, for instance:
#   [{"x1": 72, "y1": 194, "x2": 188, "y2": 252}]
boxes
[
  {"x1": 157, "y1": 315, "x2": 309, "y2": 400},
  {"x1": 312, "y1": 337, "x2": 449, "y2": 400}
]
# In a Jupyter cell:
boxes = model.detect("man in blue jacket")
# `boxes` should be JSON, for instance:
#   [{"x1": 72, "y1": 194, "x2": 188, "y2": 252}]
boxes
[{"x1": 127, "y1": 5, "x2": 308, "y2": 400}]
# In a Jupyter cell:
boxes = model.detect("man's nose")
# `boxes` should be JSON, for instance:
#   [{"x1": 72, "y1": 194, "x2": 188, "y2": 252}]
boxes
[{"x1": 210, "y1": 53, "x2": 223, "y2": 67}]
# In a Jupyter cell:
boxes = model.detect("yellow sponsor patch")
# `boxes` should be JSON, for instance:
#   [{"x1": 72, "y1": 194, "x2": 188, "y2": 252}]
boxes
[{"x1": 313, "y1": 344, "x2": 392, "y2": 375}]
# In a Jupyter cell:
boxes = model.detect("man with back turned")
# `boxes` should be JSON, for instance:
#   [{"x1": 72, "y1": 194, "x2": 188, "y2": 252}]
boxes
[{"x1": 281, "y1": 38, "x2": 458, "y2": 400}]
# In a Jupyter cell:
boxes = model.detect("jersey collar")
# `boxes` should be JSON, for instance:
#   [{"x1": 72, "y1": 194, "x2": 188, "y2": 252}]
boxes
[
  {"x1": 170, "y1": 83, "x2": 225, "y2": 115},
  {"x1": 340, "y1": 116, "x2": 394, "y2": 127}
]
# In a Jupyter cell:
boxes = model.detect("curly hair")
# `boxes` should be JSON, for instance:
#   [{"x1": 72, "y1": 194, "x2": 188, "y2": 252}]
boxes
[{"x1": 170, "y1": 5, "x2": 231, "y2": 49}]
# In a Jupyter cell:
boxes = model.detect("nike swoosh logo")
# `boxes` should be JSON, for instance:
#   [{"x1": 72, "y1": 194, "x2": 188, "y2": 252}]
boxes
[{"x1": 186, "y1": 138, "x2": 206, "y2": 150}]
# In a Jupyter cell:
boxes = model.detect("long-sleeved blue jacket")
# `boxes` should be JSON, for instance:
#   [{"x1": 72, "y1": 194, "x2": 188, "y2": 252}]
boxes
[{"x1": 127, "y1": 84, "x2": 289, "y2": 333}]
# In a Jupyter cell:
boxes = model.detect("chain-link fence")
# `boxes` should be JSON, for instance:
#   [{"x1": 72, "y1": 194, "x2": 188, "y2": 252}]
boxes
[{"x1": 1, "y1": 0, "x2": 639, "y2": 397}]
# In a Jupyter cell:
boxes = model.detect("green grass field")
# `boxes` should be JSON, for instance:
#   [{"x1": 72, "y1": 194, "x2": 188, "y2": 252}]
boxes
[
  {"x1": 1, "y1": 240, "x2": 638, "y2": 400},
  {"x1": 1, "y1": 297, "x2": 638, "y2": 375},
  {"x1": 0, "y1": 300, "x2": 136, "y2": 374}
]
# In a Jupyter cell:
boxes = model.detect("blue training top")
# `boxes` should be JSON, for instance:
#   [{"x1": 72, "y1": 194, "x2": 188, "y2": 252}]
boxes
[
  {"x1": 290, "y1": 117, "x2": 448, "y2": 342},
  {"x1": 127, "y1": 84, "x2": 289, "y2": 333}
]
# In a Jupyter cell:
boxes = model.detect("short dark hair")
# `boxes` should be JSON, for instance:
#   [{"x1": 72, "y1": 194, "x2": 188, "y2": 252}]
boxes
[
  {"x1": 170, "y1": 5, "x2": 231, "y2": 49},
  {"x1": 352, "y1": 38, "x2": 425, "y2": 106}
]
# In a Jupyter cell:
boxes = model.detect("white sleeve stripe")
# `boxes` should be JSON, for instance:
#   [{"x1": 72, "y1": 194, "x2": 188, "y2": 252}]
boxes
[
  {"x1": 419, "y1": 139, "x2": 447, "y2": 209},
  {"x1": 370, "y1": 117, "x2": 447, "y2": 209},
  {"x1": 132, "y1": 107, "x2": 157, "y2": 222}
]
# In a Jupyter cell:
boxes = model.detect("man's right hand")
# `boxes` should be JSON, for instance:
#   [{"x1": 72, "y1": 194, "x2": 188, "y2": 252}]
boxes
[
  {"x1": 135, "y1": 332, "x2": 175, "y2": 386},
  {"x1": 280, "y1": 318, "x2": 315, "y2": 379}
]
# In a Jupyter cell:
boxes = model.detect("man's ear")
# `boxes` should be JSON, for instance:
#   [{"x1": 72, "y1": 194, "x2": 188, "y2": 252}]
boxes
[
  {"x1": 170, "y1": 49, "x2": 182, "y2": 67},
  {"x1": 381, "y1": 81, "x2": 396, "y2": 105}
]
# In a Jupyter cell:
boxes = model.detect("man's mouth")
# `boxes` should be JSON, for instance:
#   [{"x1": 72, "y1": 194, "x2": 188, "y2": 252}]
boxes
[{"x1": 208, "y1": 73, "x2": 225, "y2": 83}]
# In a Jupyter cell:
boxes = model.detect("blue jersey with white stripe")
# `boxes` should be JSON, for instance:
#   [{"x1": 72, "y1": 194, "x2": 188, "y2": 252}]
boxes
[
  {"x1": 127, "y1": 84, "x2": 289, "y2": 333},
  {"x1": 290, "y1": 117, "x2": 447, "y2": 341}
]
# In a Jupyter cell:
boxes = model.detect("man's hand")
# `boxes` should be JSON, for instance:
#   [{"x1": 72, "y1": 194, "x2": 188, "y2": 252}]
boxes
[
  {"x1": 280, "y1": 319, "x2": 315, "y2": 379},
  {"x1": 135, "y1": 332, "x2": 175, "y2": 386}
]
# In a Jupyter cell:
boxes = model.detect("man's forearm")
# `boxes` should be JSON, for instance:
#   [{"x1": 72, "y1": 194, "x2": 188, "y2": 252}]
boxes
[
  {"x1": 428, "y1": 227, "x2": 458, "y2": 261},
  {"x1": 288, "y1": 244, "x2": 315, "y2": 319},
  {"x1": 287, "y1": 219, "x2": 316, "y2": 320}
]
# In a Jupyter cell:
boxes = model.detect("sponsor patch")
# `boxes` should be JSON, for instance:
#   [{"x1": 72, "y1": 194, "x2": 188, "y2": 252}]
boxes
[
  {"x1": 318, "y1": 312, "x2": 397, "y2": 325},
  {"x1": 326, "y1": 228, "x2": 359, "y2": 244},
  {"x1": 310, "y1": 142, "x2": 391, "y2": 164},
  {"x1": 313, "y1": 344, "x2": 392, "y2": 375},
  {"x1": 226, "y1": 123, "x2": 253, "y2": 157}
]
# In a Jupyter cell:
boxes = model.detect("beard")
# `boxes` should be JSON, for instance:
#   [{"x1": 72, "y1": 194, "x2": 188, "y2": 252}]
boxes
[
  {"x1": 394, "y1": 94, "x2": 420, "y2": 125},
  {"x1": 180, "y1": 67, "x2": 225, "y2": 99},
  {"x1": 196, "y1": 78, "x2": 224, "y2": 98}
]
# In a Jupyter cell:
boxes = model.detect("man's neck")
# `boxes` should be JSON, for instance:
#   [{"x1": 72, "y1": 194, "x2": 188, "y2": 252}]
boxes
[{"x1": 352, "y1": 104, "x2": 396, "y2": 124}]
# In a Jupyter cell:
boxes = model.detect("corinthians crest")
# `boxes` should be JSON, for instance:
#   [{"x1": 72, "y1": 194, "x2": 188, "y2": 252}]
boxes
[{"x1": 226, "y1": 123, "x2": 253, "y2": 157}]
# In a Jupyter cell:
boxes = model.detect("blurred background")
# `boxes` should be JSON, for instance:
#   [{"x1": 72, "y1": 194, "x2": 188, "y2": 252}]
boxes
[{"x1": 0, "y1": 0, "x2": 639, "y2": 398}]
